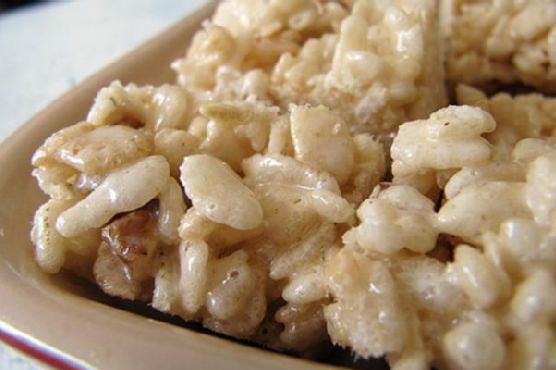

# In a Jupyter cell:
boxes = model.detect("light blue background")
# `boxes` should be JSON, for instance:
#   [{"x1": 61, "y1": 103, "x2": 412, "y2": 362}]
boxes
[{"x1": 0, "y1": 0, "x2": 207, "y2": 141}]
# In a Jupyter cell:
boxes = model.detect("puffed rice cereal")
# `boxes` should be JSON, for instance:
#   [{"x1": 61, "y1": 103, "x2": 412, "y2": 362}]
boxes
[{"x1": 29, "y1": 1, "x2": 556, "y2": 369}]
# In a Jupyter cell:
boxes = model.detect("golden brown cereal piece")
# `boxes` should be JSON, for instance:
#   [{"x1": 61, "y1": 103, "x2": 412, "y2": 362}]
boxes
[
  {"x1": 275, "y1": 301, "x2": 328, "y2": 351},
  {"x1": 94, "y1": 242, "x2": 143, "y2": 301},
  {"x1": 101, "y1": 209, "x2": 160, "y2": 282},
  {"x1": 93, "y1": 207, "x2": 160, "y2": 301},
  {"x1": 200, "y1": 102, "x2": 251, "y2": 122}
]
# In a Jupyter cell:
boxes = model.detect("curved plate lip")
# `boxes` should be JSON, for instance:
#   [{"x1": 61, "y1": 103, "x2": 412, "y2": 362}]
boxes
[
  {"x1": 0, "y1": 323, "x2": 84, "y2": 370},
  {"x1": 0, "y1": 2, "x2": 342, "y2": 369}
]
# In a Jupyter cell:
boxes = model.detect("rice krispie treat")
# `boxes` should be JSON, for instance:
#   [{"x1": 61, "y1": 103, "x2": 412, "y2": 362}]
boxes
[
  {"x1": 174, "y1": 0, "x2": 447, "y2": 138},
  {"x1": 457, "y1": 84, "x2": 556, "y2": 159},
  {"x1": 447, "y1": 0, "x2": 556, "y2": 93},
  {"x1": 270, "y1": 0, "x2": 448, "y2": 136},
  {"x1": 28, "y1": 1, "x2": 556, "y2": 370},
  {"x1": 329, "y1": 107, "x2": 556, "y2": 370}
]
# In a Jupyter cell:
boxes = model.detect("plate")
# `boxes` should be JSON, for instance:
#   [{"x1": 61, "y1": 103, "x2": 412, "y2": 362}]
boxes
[{"x1": 0, "y1": 2, "x2": 338, "y2": 369}]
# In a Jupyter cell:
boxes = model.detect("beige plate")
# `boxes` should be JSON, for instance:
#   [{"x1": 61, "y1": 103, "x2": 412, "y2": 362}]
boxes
[{"x1": 0, "y1": 3, "x2": 341, "y2": 369}]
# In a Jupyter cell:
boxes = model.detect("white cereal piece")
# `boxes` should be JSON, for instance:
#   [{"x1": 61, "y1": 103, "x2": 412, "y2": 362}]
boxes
[
  {"x1": 508, "y1": 324, "x2": 555, "y2": 370},
  {"x1": 449, "y1": 245, "x2": 508, "y2": 309},
  {"x1": 152, "y1": 249, "x2": 181, "y2": 314},
  {"x1": 511, "y1": 269, "x2": 556, "y2": 323},
  {"x1": 157, "y1": 177, "x2": 187, "y2": 245},
  {"x1": 56, "y1": 156, "x2": 170, "y2": 237},
  {"x1": 87, "y1": 81, "x2": 151, "y2": 126},
  {"x1": 324, "y1": 248, "x2": 408, "y2": 358},
  {"x1": 179, "y1": 238, "x2": 210, "y2": 315},
  {"x1": 344, "y1": 134, "x2": 386, "y2": 205},
  {"x1": 57, "y1": 125, "x2": 153, "y2": 174},
  {"x1": 444, "y1": 161, "x2": 525, "y2": 199},
  {"x1": 154, "y1": 128, "x2": 200, "y2": 178},
  {"x1": 309, "y1": 189, "x2": 354, "y2": 224},
  {"x1": 525, "y1": 151, "x2": 556, "y2": 224},
  {"x1": 148, "y1": 85, "x2": 190, "y2": 131},
  {"x1": 492, "y1": 218, "x2": 556, "y2": 273},
  {"x1": 512, "y1": 138, "x2": 556, "y2": 164},
  {"x1": 442, "y1": 321, "x2": 505, "y2": 370},
  {"x1": 391, "y1": 105, "x2": 496, "y2": 178},
  {"x1": 270, "y1": 223, "x2": 336, "y2": 281},
  {"x1": 178, "y1": 208, "x2": 262, "y2": 250},
  {"x1": 290, "y1": 105, "x2": 354, "y2": 185},
  {"x1": 31, "y1": 198, "x2": 100, "y2": 273},
  {"x1": 32, "y1": 163, "x2": 79, "y2": 200},
  {"x1": 281, "y1": 264, "x2": 327, "y2": 306},
  {"x1": 438, "y1": 182, "x2": 531, "y2": 243},
  {"x1": 242, "y1": 153, "x2": 341, "y2": 194},
  {"x1": 350, "y1": 185, "x2": 438, "y2": 255},
  {"x1": 206, "y1": 250, "x2": 255, "y2": 321},
  {"x1": 180, "y1": 154, "x2": 263, "y2": 230}
]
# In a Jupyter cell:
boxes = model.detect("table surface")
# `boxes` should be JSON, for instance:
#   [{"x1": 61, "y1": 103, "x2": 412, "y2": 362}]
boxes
[{"x1": 0, "y1": 0, "x2": 207, "y2": 368}]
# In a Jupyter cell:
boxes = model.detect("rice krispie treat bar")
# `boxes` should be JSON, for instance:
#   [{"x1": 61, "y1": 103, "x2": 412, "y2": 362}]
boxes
[
  {"x1": 29, "y1": 1, "x2": 556, "y2": 370},
  {"x1": 447, "y1": 0, "x2": 556, "y2": 93},
  {"x1": 173, "y1": 0, "x2": 447, "y2": 137}
]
